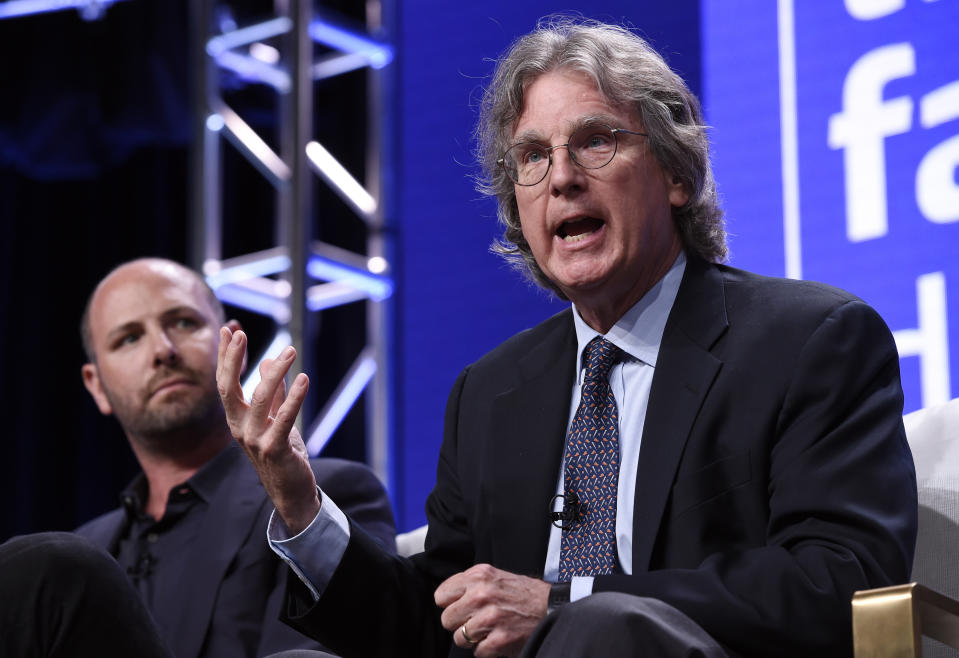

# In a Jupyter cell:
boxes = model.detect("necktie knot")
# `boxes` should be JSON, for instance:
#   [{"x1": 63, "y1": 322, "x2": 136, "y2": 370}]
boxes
[{"x1": 583, "y1": 337, "x2": 622, "y2": 383}]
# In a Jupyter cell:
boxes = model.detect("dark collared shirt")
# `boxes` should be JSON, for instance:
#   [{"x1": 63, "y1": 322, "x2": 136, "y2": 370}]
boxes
[
  {"x1": 109, "y1": 444, "x2": 324, "y2": 658},
  {"x1": 79, "y1": 442, "x2": 396, "y2": 658},
  {"x1": 114, "y1": 446, "x2": 232, "y2": 630}
]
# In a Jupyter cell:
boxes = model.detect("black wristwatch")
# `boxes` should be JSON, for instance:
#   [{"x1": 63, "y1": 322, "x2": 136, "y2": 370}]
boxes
[{"x1": 547, "y1": 582, "x2": 571, "y2": 614}]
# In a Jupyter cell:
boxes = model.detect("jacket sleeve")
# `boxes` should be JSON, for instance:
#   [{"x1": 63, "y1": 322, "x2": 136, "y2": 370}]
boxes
[
  {"x1": 311, "y1": 458, "x2": 398, "y2": 553},
  {"x1": 279, "y1": 371, "x2": 475, "y2": 658}
]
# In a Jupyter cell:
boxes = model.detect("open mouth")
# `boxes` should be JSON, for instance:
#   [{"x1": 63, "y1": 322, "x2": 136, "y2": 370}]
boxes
[{"x1": 557, "y1": 217, "x2": 604, "y2": 243}]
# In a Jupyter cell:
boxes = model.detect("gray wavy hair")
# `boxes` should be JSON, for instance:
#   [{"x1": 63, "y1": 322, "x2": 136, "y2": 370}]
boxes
[{"x1": 476, "y1": 16, "x2": 727, "y2": 296}]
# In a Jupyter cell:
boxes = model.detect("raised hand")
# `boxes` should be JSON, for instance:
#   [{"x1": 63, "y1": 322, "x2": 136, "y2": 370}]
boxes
[{"x1": 216, "y1": 326, "x2": 321, "y2": 534}]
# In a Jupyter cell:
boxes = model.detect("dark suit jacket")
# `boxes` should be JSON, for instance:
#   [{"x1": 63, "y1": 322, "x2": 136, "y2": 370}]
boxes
[
  {"x1": 285, "y1": 255, "x2": 917, "y2": 658},
  {"x1": 76, "y1": 446, "x2": 396, "y2": 658}
]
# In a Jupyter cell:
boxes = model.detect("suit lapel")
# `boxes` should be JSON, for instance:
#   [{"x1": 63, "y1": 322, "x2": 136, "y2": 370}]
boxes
[
  {"x1": 169, "y1": 448, "x2": 267, "y2": 658},
  {"x1": 632, "y1": 257, "x2": 728, "y2": 572},
  {"x1": 487, "y1": 311, "x2": 577, "y2": 574}
]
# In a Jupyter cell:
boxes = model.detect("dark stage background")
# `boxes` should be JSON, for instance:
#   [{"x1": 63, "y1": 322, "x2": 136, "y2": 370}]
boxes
[{"x1": 0, "y1": 0, "x2": 375, "y2": 540}]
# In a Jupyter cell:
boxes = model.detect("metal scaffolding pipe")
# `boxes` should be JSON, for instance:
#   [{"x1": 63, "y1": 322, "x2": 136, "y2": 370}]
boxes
[{"x1": 188, "y1": 0, "x2": 394, "y2": 488}]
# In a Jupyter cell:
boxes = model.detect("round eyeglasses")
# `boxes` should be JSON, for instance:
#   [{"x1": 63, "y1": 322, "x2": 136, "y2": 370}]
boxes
[{"x1": 498, "y1": 124, "x2": 648, "y2": 186}]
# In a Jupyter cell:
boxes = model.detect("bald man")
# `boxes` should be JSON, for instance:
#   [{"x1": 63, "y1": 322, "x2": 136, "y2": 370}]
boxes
[{"x1": 75, "y1": 258, "x2": 396, "y2": 658}]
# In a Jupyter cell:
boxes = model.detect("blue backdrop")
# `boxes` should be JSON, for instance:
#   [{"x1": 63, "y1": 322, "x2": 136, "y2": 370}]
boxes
[
  {"x1": 392, "y1": 1, "x2": 958, "y2": 531},
  {"x1": 392, "y1": 2, "x2": 701, "y2": 530},
  {"x1": 704, "y1": 0, "x2": 958, "y2": 417}
]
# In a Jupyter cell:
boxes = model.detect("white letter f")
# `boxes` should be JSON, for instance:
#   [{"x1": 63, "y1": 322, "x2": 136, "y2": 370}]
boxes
[{"x1": 828, "y1": 43, "x2": 915, "y2": 242}]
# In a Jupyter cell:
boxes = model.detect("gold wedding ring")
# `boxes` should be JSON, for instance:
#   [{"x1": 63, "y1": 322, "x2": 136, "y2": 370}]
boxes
[{"x1": 460, "y1": 620, "x2": 479, "y2": 647}]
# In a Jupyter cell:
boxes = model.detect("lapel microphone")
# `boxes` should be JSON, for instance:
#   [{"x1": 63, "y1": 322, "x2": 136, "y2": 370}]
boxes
[
  {"x1": 548, "y1": 490, "x2": 581, "y2": 529},
  {"x1": 127, "y1": 551, "x2": 157, "y2": 585}
]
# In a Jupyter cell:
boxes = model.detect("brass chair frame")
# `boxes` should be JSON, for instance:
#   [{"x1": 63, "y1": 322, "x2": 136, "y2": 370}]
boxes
[{"x1": 853, "y1": 583, "x2": 959, "y2": 656}]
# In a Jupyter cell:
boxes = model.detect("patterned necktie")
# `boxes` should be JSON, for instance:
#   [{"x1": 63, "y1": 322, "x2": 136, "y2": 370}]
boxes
[{"x1": 559, "y1": 336, "x2": 623, "y2": 581}]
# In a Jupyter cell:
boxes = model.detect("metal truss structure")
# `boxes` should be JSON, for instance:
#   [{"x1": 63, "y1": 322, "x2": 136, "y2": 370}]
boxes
[
  {"x1": 0, "y1": 0, "x2": 132, "y2": 21},
  {"x1": 188, "y1": 0, "x2": 394, "y2": 485},
  {"x1": 0, "y1": 0, "x2": 394, "y2": 486}
]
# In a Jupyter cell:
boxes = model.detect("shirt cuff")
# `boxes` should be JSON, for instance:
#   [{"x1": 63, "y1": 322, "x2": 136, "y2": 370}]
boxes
[
  {"x1": 570, "y1": 576, "x2": 593, "y2": 602},
  {"x1": 268, "y1": 487, "x2": 351, "y2": 601}
]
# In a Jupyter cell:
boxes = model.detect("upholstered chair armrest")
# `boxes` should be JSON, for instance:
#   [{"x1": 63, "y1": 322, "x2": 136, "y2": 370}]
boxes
[{"x1": 395, "y1": 524, "x2": 428, "y2": 557}]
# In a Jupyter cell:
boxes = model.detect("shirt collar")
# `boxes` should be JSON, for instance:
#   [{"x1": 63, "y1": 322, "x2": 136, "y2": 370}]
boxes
[
  {"x1": 119, "y1": 441, "x2": 242, "y2": 514},
  {"x1": 188, "y1": 442, "x2": 243, "y2": 502},
  {"x1": 571, "y1": 250, "x2": 686, "y2": 379}
]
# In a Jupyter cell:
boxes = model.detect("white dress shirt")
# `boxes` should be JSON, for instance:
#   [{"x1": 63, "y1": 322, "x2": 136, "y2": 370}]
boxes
[{"x1": 544, "y1": 252, "x2": 685, "y2": 600}]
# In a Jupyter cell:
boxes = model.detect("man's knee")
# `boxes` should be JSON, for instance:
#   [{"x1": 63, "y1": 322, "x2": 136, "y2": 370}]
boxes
[
  {"x1": 554, "y1": 591, "x2": 651, "y2": 625},
  {"x1": 530, "y1": 592, "x2": 728, "y2": 657},
  {"x1": 0, "y1": 532, "x2": 173, "y2": 658},
  {"x1": 4, "y1": 531, "x2": 109, "y2": 567},
  {"x1": 1, "y1": 532, "x2": 123, "y2": 590}
]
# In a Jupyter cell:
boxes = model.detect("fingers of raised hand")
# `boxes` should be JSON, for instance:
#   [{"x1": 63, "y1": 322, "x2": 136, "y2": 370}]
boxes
[
  {"x1": 267, "y1": 364, "x2": 288, "y2": 417},
  {"x1": 248, "y1": 347, "x2": 294, "y2": 418},
  {"x1": 216, "y1": 327, "x2": 248, "y2": 422},
  {"x1": 253, "y1": 358, "x2": 291, "y2": 422},
  {"x1": 270, "y1": 372, "x2": 309, "y2": 448}
]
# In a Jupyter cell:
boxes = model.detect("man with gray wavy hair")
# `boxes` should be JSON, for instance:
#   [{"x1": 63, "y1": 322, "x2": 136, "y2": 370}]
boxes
[
  {"x1": 478, "y1": 17, "x2": 727, "y2": 296},
  {"x1": 218, "y1": 16, "x2": 917, "y2": 657}
]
